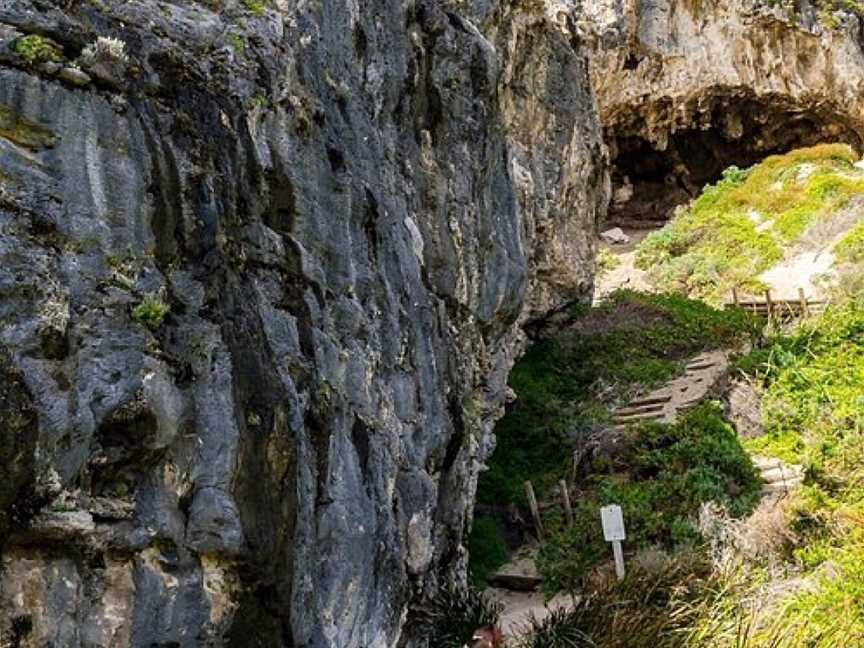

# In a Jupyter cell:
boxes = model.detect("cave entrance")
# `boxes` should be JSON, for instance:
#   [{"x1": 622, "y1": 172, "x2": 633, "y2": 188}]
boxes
[{"x1": 605, "y1": 90, "x2": 864, "y2": 228}]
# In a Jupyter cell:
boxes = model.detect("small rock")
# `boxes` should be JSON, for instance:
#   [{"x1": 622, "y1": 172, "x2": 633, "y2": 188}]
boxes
[
  {"x1": 58, "y1": 67, "x2": 91, "y2": 86},
  {"x1": 761, "y1": 465, "x2": 804, "y2": 484},
  {"x1": 600, "y1": 227, "x2": 630, "y2": 245},
  {"x1": 40, "y1": 61, "x2": 61, "y2": 75}
]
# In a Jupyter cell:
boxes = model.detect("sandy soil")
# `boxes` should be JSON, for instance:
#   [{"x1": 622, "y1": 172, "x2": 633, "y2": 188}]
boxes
[
  {"x1": 594, "y1": 229, "x2": 652, "y2": 302},
  {"x1": 485, "y1": 587, "x2": 575, "y2": 634}
]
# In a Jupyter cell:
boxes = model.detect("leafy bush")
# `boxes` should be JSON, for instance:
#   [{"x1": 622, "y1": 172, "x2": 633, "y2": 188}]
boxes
[
  {"x1": 537, "y1": 404, "x2": 760, "y2": 592},
  {"x1": 733, "y1": 301, "x2": 864, "y2": 643},
  {"x1": 478, "y1": 291, "x2": 758, "y2": 508},
  {"x1": 833, "y1": 221, "x2": 864, "y2": 263},
  {"x1": 595, "y1": 248, "x2": 621, "y2": 277}
]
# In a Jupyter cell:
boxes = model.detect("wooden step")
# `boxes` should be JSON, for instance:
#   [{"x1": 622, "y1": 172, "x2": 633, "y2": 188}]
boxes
[
  {"x1": 761, "y1": 466, "x2": 805, "y2": 484},
  {"x1": 613, "y1": 410, "x2": 666, "y2": 423},
  {"x1": 762, "y1": 478, "x2": 804, "y2": 494},
  {"x1": 627, "y1": 392, "x2": 672, "y2": 407},
  {"x1": 685, "y1": 361, "x2": 716, "y2": 371},
  {"x1": 614, "y1": 402, "x2": 666, "y2": 416}
]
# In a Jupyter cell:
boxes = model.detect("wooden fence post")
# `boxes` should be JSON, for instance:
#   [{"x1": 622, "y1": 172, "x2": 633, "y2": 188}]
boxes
[
  {"x1": 798, "y1": 287, "x2": 810, "y2": 317},
  {"x1": 732, "y1": 287, "x2": 740, "y2": 307},
  {"x1": 559, "y1": 479, "x2": 574, "y2": 528},
  {"x1": 764, "y1": 289, "x2": 774, "y2": 322},
  {"x1": 524, "y1": 481, "x2": 544, "y2": 542}
]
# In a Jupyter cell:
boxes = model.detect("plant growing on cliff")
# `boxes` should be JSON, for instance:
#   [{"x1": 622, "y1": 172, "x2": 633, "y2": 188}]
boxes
[
  {"x1": 132, "y1": 294, "x2": 170, "y2": 329},
  {"x1": 80, "y1": 36, "x2": 129, "y2": 66},
  {"x1": 12, "y1": 35, "x2": 62, "y2": 65},
  {"x1": 242, "y1": 0, "x2": 269, "y2": 14}
]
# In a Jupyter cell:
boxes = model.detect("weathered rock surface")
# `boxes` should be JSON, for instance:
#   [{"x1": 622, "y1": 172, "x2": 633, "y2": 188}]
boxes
[
  {"x1": 0, "y1": 1, "x2": 605, "y2": 646},
  {"x1": 582, "y1": 0, "x2": 864, "y2": 225}
]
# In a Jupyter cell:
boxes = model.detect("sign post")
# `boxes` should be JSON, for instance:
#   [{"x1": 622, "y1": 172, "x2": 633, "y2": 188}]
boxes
[{"x1": 600, "y1": 504, "x2": 626, "y2": 581}]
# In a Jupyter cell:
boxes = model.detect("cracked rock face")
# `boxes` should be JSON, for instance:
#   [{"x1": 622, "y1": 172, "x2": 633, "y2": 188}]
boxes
[
  {"x1": 583, "y1": 0, "x2": 864, "y2": 226},
  {"x1": 0, "y1": 1, "x2": 605, "y2": 646}
]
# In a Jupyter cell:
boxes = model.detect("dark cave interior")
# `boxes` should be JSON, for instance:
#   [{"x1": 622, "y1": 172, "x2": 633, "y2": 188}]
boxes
[{"x1": 604, "y1": 92, "x2": 864, "y2": 228}]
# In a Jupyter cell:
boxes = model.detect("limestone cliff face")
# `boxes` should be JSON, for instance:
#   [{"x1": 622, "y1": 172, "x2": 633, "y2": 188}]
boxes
[
  {"x1": 581, "y1": 0, "x2": 864, "y2": 224},
  {"x1": 0, "y1": 1, "x2": 605, "y2": 646}
]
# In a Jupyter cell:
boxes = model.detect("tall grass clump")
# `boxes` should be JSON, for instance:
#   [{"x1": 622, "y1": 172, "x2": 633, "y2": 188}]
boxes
[{"x1": 420, "y1": 585, "x2": 502, "y2": 648}]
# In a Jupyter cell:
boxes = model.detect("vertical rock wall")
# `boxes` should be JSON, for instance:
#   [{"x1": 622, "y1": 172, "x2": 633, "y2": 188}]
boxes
[{"x1": 0, "y1": 1, "x2": 606, "y2": 646}]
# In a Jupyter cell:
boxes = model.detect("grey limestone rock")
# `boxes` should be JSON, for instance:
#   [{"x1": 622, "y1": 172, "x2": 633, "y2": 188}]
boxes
[{"x1": 0, "y1": 0, "x2": 605, "y2": 646}]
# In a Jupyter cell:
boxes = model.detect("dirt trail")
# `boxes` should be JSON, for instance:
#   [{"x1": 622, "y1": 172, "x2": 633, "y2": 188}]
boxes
[{"x1": 594, "y1": 230, "x2": 651, "y2": 302}]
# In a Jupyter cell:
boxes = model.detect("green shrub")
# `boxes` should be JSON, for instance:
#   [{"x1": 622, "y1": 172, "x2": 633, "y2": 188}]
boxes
[
  {"x1": 834, "y1": 221, "x2": 864, "y2": 263},
  {"x1": 467, "y1": 516, "x2": 509, "y2": 586},
  {"x1": 478, "y1": 291, "x2": 758, "y2": 508},
  {"x1": 537, "y1": 404, "x2": 760, "y2": 592},
  {"x1": 12, "y1": 35, "x2": 62, "y2": 64},
  {"x1": 734, "y1": 301, "x2": 864, "y2": 642},
  {"x1": 595, "y1": 248, "x2": 621, "y2": 277},
  {"x1": 132, "y1": 294, "x2": 170, "y2": 329}
]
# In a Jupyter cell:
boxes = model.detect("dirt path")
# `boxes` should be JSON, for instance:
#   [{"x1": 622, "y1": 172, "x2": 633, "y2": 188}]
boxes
[
  {"x1": 594, "y1": 229, "x2": 651, "y2": 302},
  {"x1": 485, "y1": 587, "x2": 574, "y2": 634}
]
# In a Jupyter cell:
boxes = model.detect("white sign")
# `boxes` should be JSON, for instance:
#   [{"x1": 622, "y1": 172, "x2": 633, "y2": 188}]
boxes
[{"x1": 600, "y1": 504, "x2": 626, "y2": 541}]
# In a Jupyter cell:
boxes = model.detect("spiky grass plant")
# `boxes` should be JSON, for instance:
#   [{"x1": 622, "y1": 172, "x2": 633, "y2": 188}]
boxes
[{"x1": 420, "y1": 585, "x2": 502, "y2": 648}]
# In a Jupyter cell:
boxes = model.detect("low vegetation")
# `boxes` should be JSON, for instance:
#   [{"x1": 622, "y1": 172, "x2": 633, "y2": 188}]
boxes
[
  {"x1": 471, "y1": 291, "x2": 757, "y2": 582},
  {"x1": 833, "y1": 220, "x2": 864, "y2": 263},
  {"x1": 418, "y1": 586, "x2": 502, "y2": 648},
  {"x1": 538, "y1": 403, "x2": 761, "y2": 593},
  {"x1": 595, "y1": 247, "x2": 621, "y2": 277},
  {"x1": 457, "y1": 144, "x2": 864, "y2": 646},
  {"x1": 635, "y1": 144, "x2": 864, "y2": 302},
  {"x1": 12, "y1": 35, "x2": 62, "y2": 65}
]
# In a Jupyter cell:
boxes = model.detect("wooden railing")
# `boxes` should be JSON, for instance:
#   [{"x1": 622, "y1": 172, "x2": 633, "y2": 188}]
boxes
[{"x1": 727, "y1": 287, "x2": 825, "y2": 320}]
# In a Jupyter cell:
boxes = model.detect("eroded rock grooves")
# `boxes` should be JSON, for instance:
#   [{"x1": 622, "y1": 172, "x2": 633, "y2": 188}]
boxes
[
  {"x1": 586, "y1": 0, "x2": 864, "y2": 226},
  {"x1": 0, "y1": 1, "x2": 604, "y2": 646}
]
